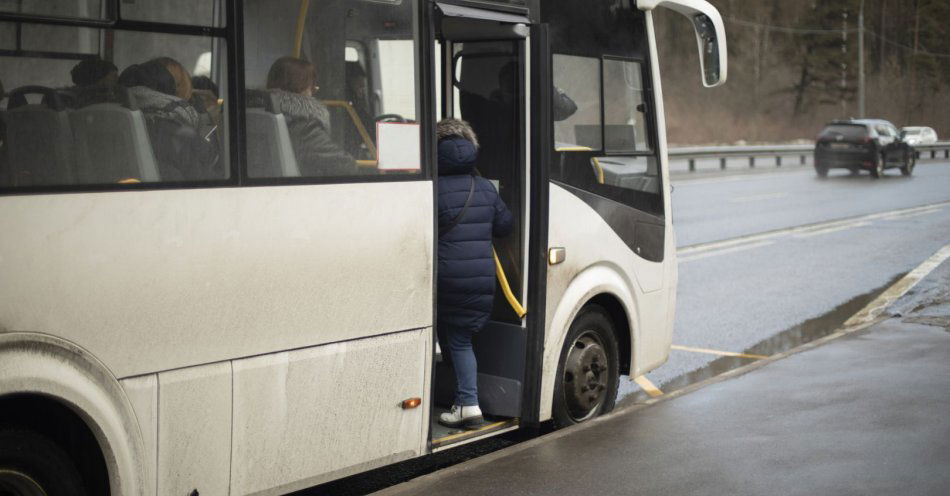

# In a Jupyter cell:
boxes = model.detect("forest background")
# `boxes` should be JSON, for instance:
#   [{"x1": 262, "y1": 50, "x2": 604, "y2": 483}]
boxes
[{"x1": 653, "y1": 0, "x2": 950, "y2": 145}]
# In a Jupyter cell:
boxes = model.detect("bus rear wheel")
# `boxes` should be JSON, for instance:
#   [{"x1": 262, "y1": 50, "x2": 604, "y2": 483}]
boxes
[
  {"x1": 553, "y1": 305, "x2": 619, "y2": 428},
  {"x1": 0, "y1": 426, "x2": 87, "y2": 496}
]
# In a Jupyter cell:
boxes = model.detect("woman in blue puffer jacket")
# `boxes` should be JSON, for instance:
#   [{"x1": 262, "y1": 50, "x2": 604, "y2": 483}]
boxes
[{"x1": 436, "y1": 118, "x2": 513, "y2": 429}]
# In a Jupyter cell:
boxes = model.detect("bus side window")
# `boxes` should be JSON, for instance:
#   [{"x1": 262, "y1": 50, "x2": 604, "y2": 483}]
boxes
[
  {"x1": 602, "y1": 59, "x2": 651, "y2": 154},
  {"x1": 550, "y1": 52, "x2": 662, "y2": 212},
  {"x1": 552, "y1": 54, "x2": 601, "y2": 151},
  {"x1": 0, "y1": 20, "x2": 230, "y2": 189},
  {"x1": 241, "y1": 0, "x2": 421, "y2": 181}
]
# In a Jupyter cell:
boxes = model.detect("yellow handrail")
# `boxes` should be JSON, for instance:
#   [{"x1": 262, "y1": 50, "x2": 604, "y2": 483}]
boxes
[
  {"x1": 591, "y1": 156, "x2": 605, "y2": 184},
  {"x1": 293, "y1": 0, "x2": 310, "y2": 58},
  {"x1": 494, "y1": 248, "x2": 527, "y2": 318},
  {"x1": 321, "y1": 99, "x2": 378, "y2": 158}
]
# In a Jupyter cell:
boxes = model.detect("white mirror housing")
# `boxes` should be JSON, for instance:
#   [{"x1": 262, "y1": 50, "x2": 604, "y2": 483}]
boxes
[{"x1": 638, "y1": 0, "x2": 728, "y2": 87}]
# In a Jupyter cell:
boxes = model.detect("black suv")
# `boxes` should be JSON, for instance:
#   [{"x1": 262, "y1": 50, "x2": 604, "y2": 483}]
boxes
[{"x1": 814, "y1": 119, "x2": 916, "y2": 178}]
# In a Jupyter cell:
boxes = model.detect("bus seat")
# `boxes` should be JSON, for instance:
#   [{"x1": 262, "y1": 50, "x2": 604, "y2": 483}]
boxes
[
  {"x1": 2, "y1": 86, "x2": 74, "y2": 186},
  {"x1": 245, "y1": 90, "x2": 301, "y2": 178},
  {"x1": 70, "y1": 103, "x2": 161, "y2": 184}
]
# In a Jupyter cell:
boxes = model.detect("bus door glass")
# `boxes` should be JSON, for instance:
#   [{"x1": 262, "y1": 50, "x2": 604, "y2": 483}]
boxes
[{"x1": 432, "y1": 6, "x2": 530, "y2": 446}]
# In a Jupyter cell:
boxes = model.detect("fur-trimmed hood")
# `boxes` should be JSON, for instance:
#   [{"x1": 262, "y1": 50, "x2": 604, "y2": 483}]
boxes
[
  {"x1": 436, "y1": 118, "x2": 479, "y2": 148},
  {"x1": 269, "y1": 89, "x2": 332, "y2": 131},
  {"x1": 128, "y1": 85, "x2": 201, "y2": 129}
]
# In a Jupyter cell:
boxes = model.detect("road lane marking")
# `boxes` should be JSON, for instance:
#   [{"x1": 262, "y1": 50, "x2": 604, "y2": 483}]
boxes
[
  {"x1": 673, "y1": 168, "x2": 808, "y2": 186},
  {"x1": 793, "y1": 221, "x2": 870, "y2": 238},
  {"x1": 634, "y1": 376, "x2": 664, "y2": 397},
  {"x1": 730, "y1": 192, "x2": 789, "y2": 203},
  {"x1": 671, "y1": 345, "x2": 769, "y2": 360},
  {"x1": 844, "y1": 243, "x2": 950, "y2": 327},
  {"x1": 678, "y1": 200, "x2": 950, "y2": 256},
  {"x1": 677, "y1": 240, "x2": 774, "y2": 263},
  {"x1": 882, "y1": 207, "x2": 943, "y2": 220}
]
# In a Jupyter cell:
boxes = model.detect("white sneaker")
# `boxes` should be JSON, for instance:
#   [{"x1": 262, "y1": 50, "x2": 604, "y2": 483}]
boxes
[{"x1": 439, "y1": 405, "x2": 483, "y2": 429}]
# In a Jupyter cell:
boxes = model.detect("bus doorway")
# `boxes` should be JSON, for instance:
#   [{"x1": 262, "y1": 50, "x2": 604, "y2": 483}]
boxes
[{"x1": 432, "y1": 6, "x2": 531, "y2": 449}]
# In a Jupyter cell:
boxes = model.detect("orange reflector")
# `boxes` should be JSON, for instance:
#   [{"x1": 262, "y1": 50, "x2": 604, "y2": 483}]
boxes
[
  {"x1": 401, "y1": 397, "x2": 422, "y2": 409},
  {"x1": 117, "y1": 178, "x2": 141, "y2": 184}
]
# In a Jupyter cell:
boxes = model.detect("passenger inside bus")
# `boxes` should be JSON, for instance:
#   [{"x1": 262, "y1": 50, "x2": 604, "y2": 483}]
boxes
[
  {"x1": 191, "y1": 75, "x2": 223, "y2": 130},
  {"x1": 264, "y1": 56, "x2": 357, "y2": 177},
  {"x1": 118, "y1": 57, "x2": 220, "y2": 181},
  {"x1": 70, "y1": 58, "x2": 119, "y2": 88}
]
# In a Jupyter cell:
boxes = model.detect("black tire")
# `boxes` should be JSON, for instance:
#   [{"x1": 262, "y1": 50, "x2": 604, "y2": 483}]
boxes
[
  {"x1": 0, "y1": 426, "x2": 87, "y2": 496},
  {"x1": 815, "y1": 165, "x2": 828, "y2": 178},
  {"x1": 900, "y1": 151, "x2": 915, "y2": 176},
  {"x1": 870, "y1": 153, "x2": 884, "y2": 179},
  {"x1": 552, "y1": 305, "x2": 620, "y2": 428}
]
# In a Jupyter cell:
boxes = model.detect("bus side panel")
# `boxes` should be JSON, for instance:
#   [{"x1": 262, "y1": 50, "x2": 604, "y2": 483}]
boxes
[
  {"x1": 120, "y1": 375, "x2": 158, "y2": 496},
  {"x1": 0, "y1": 181, "x2": 433, "y2": 379},
  {"x1": 230, "y1": 328, "x2": 429, "y2": 495},
  {"x1": 540, "y1": 184, "x2": 672, "y2": 421},
  {"x1": 157, "y1": 363, "x2": 232, "y2": 495}
]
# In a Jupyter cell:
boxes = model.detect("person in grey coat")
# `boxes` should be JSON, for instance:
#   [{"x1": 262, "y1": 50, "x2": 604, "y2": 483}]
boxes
[
  {"x1": 266, "y1": 57, "x2": 356, "y2": 177},
  {"x1": 436, "y1": 118, "x2": 513, "y2": 428}
]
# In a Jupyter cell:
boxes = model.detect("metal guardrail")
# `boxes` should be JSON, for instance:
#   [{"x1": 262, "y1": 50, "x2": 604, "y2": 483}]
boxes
[
  {"x1": 669, "y1": 142, "x2": 950, "y2": 172},
  {"x1": 914, "y1": 142, "x2": 950, "y2": 160}
]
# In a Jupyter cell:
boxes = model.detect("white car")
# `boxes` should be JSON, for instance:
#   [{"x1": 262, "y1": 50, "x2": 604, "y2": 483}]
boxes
[{"x1": 901, "y1": 126, "x2": 938, "y2": 145}]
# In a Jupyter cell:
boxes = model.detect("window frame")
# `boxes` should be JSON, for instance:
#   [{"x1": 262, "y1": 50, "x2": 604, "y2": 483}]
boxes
[
  {"x1": 236, "y1": 0, "x2": 428, "y2": 187},
  {"x1": 548, "y1": 51, "x2": 663, "y2": 216},
  {"x1": 600, "y1": 54, "x2": 654, "y2": 156},
  {"x1": 0, "y1": 0, "x2": 432, "y2": 196},
  {"x1": 552, "y1": 52, "x2": 603, "y2": 152}
]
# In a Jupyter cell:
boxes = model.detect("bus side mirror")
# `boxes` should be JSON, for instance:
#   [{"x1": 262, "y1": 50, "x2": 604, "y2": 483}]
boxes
[{"x1": 637, "y1": 0, "x2": 728, "y2": 88}]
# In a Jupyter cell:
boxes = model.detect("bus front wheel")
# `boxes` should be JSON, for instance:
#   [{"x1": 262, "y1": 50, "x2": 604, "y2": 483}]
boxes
[
  {"x1": 0, "y1": 426, "x2": 87, "y2": 496},
  {"x1": 553, "y1": 305, "x2": 620, "y2": 428}
]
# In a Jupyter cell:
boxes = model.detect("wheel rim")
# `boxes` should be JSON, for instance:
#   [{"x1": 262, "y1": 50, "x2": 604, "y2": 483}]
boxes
[
  {"x1": 0, "y1": 469, "x2": 48, "y2": 496},
  {"x1": 562, "y1": 330, "x2": 609, "y2": 422}
]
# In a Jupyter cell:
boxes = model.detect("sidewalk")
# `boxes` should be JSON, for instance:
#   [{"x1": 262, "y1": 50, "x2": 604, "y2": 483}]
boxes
[{"x1": 375, "y1": 258, "x2": 950, "y2": 496}]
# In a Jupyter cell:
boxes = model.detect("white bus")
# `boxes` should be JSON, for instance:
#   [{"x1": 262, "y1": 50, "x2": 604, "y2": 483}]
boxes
[{"x1": 0, "y1": 0, "x2": 725, "y2": 494}]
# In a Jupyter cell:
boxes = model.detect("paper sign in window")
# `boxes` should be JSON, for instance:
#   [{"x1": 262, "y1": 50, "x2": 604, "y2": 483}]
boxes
[{"x1": 376, "y1": 122, "x2": 421, "y2": 171}]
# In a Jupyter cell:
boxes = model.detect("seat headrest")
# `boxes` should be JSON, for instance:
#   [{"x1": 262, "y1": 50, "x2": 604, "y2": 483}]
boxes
[
  {"x1": 8, "y1": 86, "x2": 67, "y2": 111},
  {"x1": 73, "y1": 84, "x2": 137, "y2": 110},
  {"x1": 245, "y1": 89, "x2": 281, "y2": 114}
]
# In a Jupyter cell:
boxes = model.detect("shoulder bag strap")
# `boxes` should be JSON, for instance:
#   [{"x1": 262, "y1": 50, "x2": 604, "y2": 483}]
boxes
[{"x1": 439, "y1": 175, "x2": 476, "y2": 237}]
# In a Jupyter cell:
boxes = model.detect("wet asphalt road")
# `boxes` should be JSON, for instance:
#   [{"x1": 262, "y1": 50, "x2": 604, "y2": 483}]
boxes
[
  {"x1": 377, "y1": 260, "x2": 950, "y2": 496},
  {"x1": 308, "y1": 162, "x2": 950, "y2": 494},
  {"x1": 617, "y1": 162, "x2": 950, "y2": 400}
]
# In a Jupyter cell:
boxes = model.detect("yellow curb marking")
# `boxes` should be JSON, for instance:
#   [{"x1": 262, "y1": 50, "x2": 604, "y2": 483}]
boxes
[
  {"x1": 671, "y1": 344, "x2": 768, "y2": 360},
  {"x1": 844, "y1": 243, "x2": 950, "y2": 327},
  {"x1": 634, "y1": 376, "x2": 664, "y2": 397}
]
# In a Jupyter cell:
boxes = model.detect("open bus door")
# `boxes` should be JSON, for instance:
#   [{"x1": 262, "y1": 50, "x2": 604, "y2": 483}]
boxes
[{"x1": 430, "y1": 3, "x2": 543, "y2": 449}]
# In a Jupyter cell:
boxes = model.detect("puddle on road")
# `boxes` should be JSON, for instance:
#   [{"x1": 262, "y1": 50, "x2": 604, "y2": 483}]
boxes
[{"x1": 621, "y1": 272, "x2": 906, "y2": 405}]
